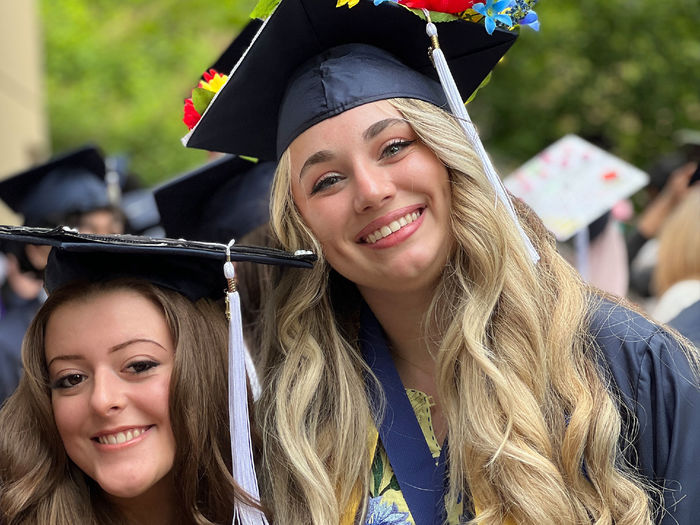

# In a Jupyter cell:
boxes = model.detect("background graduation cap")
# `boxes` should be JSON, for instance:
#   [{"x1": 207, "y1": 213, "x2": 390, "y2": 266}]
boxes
[
  {"x1": 154, "y1": 155, "x2": 274, "y2": 243},
  {"x1": 0, "y1": 146, "x2": 111, "y2": 227},
  {"x1": 0, "y1": 225, "x2": 314, "y2": 524}
]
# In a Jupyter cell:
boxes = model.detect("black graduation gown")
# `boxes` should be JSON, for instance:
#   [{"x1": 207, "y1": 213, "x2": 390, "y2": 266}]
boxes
[
  {"x1": 362, "y1": 298, "x2": 700, "y2": 524},
  {"x1": 591, "y1": 299, "x2": 700, "y2": 524},
  {"x1": 668, "y1": 299, "x2": 700, "y2": 347},
  {"x1": 0, "y1": 284, "x2": 42, "y2": 403}
]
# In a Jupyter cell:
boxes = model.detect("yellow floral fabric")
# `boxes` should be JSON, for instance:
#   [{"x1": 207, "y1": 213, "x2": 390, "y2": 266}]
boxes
[
  {"x1": 343, "y1": 389, "x2": 514, "y2": 525},
  {"x1": 362, "y1": 389, "x2": 464, "y2": 525}
]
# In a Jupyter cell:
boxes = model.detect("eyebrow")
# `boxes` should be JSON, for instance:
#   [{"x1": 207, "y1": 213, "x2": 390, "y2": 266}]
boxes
[
  {"x1": 298, "y1": 118, "x2": 409, "y2": 181},
  {"x1": 47, "y1": 338, "x2": 167, "y2": 368},
  {"x1": 362, "y1": 118, "x2": 408, "y2": 142},
  {"x1": 299, "y1": 150, "x2": 334, "y2": 181}
]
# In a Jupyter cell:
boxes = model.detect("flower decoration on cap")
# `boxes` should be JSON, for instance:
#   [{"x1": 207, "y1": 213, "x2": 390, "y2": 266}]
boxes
[
  {"x1": 183, "y1": 69, "x2": 228, "y2": 130},
  {"x1": 338, "y1": 0, "x2": 538, "y2": 34}
]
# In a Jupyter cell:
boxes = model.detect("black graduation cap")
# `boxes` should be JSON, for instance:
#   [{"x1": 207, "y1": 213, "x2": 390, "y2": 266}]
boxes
[
  {"x1": 183, "y1": 0, "x2": 517, "y2": 159},
  {"x1": 0, "y1": 225, "x2": 315, "y2": 301},
  {"x1": 154, "y1": 155, "x2": 274, "y2": 243},
  {"x1": 0, "y1": 146, "x2": 110, "y2": 227},
  {"x1": 210, "y1": 18, "x2": 263, "y2": 74}
]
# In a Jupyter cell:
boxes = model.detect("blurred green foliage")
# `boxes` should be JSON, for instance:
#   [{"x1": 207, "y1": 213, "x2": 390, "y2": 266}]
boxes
[
  {"x1": 472, "y1": 0, "x2": 700, "y2": 173},
  {"x1": 40, "y1": 0, "x2": 256, "y2": 186},
  {"x1": 41, "y1": 0, "x2": 700, "y2": 186}
]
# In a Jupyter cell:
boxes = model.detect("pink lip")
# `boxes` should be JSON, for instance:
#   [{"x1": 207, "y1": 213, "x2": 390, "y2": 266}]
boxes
[{"x1": 355, "y1": 204, "x2": 425, "y2": 243}]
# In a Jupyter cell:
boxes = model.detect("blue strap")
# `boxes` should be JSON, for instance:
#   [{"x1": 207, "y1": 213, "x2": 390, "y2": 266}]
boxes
[{"x1": 360, "y1": 305, "x2": 449, "y2": 525}]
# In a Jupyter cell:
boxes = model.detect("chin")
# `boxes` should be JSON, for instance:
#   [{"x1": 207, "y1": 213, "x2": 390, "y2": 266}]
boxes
[{"x1": 97, "y1": 479, "x2": 153, "y2": 499}]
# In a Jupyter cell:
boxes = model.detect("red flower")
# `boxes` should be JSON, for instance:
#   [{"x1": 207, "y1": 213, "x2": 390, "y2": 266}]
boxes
[
  {"x1": 398, "y1": 0, "x2": 476, "y2": 13},
  {"x1": 202, "y1": 68, "x2": 219, "y2": 83},
  {"x1": 183, "y1": 98, "x2": 201, "y2": 130}
]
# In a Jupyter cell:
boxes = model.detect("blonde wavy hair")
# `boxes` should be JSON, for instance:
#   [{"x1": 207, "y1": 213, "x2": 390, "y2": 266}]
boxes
[
  {"x1": 654, "y1": 185, "x2": 700, "y2": 296},
  {"x1": 0, "y1": 279, "x2": 257, "y2": 525},
  {"x1": 257, "y1": 98, "x2": 656, "y2": 525}
]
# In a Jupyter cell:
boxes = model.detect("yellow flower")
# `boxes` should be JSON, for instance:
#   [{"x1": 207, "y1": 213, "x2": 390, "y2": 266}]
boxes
[
  {"x1": 336, "y1": 0, "x2": 360, "y2": 8},
  {"x1": 198, "y1": 69, "x2": 228, "y2": 93}
]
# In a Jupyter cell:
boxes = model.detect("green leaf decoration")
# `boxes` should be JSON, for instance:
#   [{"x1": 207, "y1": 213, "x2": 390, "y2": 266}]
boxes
[
  {"x1": 250, "y1": 0, "x2": 282, "y2": 19},
  {"x1": 406, "y1": 7, "x2": 458, "y2": 22},
  {"x1": 465, "y1": 72, "x2": 491, "y2": 105},
  {"x1": 192, "y1": 87, "x2": 216, "y2": 115}
]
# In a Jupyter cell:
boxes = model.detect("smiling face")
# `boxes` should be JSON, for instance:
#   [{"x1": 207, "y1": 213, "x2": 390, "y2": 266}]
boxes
[
  {"x1": 289, "y1": 100, "x2": 453, "y2": 298},
  {"x1": 45, "y1": 288, "x2": 176, "y2": 502}
]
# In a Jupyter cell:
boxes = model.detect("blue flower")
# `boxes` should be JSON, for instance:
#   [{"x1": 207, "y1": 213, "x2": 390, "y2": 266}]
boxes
[
  {"x1": 472, "y1": 0, "x2": 514, "y2": 35},
  {"x1": 365, "y1": 496, "x2": 411, "y2": 525},
  {"x1": 518, "y1": 9, "x2": 539, "y2": 30}
]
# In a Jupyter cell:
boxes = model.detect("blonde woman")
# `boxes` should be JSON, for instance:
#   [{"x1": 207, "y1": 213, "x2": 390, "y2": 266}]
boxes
[{"x1": 183, "y1": 1, "x2": 700, "y2": 523}]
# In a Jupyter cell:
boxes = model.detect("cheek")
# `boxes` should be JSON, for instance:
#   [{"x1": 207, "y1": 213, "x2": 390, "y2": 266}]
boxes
[{"x1": 51, "y1": 396, "x2": 85, "y2": 446}]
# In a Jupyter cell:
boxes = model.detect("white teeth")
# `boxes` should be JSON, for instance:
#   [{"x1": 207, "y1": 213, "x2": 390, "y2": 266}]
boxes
[
  {"x1": 97, "y1": 427, "x2": 146, "y2": 445},
  {"x1": 364, "y1": 210, "x2": 422, "y2": 244}
]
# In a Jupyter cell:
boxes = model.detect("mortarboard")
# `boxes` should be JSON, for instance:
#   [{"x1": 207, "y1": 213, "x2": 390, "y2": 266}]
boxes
[
  {"x1": 182, "y1": 0, "x2": 518, "y2": 160},
  {"x1": 154, "y1": 155, "x2": 274, "y2": 243},
  {"x1": 0, "y1": 225, "x2": 313, "y2": 301},
  {"x1": 504, "y1": 134, "x2": 649, "y2": 243},
  {"x1": 182, "y1": 0, "x2": 540, "y2": 262},
  {"x1": 0, "y1": 224, "x2": 315, "y2": 523},
  {"x1": 210, "y1": 18, "x2": 264, "y2": 75},
  {"x1": 0, "y1": 146, "x2": 110, "y2": 227}
]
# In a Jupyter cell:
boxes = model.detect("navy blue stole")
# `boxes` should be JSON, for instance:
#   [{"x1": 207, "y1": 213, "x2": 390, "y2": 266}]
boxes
[{"x1": 360, "y1": 305, "x2": 456, "y2": 525}]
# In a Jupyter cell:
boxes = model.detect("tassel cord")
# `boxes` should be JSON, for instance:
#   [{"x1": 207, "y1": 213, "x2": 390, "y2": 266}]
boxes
[{"x1": 424, "y1": 14, "x2": 539, "y2": 264}]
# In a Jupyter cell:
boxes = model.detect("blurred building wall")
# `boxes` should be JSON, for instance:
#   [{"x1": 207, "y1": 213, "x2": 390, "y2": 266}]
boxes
[{"x1": 0, "y1": 0, "x2": 49, "y2": 224}]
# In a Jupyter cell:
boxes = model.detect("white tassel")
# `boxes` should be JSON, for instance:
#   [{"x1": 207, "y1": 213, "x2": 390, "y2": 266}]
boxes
[
  {"x1": 224, "y1": 250, "x2": 268, "y2": 525},
  {"x1": 423, "y1": 13, "x2": 539, "y2": 264}
]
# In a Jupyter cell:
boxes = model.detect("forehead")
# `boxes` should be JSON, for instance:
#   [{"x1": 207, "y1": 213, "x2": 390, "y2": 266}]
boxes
[
  {"x1": 44, "y1": 288, "x2": 170, "y2": 359},
  {"x1": 289, "y1": 101, "x2": 404, "y2": 154}
]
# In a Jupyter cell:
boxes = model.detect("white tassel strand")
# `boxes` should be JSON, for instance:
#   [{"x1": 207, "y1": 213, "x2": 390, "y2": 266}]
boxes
[
  {"x1": 424, "y1": 12, "x2": 539, "y2": 264},
  {"x1": 225, "y1": 241, "x2": 268, "y2": 525}
]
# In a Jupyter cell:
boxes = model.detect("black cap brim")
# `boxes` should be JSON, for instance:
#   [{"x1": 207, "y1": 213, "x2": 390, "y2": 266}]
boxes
[{"x1": 0, "y1": 226, "x2": 315, "y2": 301}]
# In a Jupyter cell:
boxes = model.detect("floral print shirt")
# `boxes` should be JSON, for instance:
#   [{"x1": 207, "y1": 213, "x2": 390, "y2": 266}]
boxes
[{"x1": 364, "y1": 389, "x2": 464, "y2": 525}]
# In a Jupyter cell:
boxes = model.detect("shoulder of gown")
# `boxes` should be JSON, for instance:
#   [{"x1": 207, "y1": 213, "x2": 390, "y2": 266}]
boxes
[
  {"x1": 668, "y1": 299, "x2": 700, "y2": 347},
  {"x1": 588, "y1": 297, "x2": 700, "y2": 523}
]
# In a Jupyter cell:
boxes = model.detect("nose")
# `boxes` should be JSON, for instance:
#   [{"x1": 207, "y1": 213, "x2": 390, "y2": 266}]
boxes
[
  {"x1": 89, "y1": 368, "x2": 126, "y2": 416},
  {"x1": 352, "y1": 161, "x2": 396, "y2": 213}
]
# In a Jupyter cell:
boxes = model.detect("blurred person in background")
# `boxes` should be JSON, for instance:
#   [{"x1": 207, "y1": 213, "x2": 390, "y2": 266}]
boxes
[
  {"x1": 0, "y1": 145, "x2": 126, "y2": 403},
  {"x1": 652, "y1": 185, "x2": 700, "y2": 332},
  {"x1": 627, "y1": 156, "x2": 698, "y2": 300}
]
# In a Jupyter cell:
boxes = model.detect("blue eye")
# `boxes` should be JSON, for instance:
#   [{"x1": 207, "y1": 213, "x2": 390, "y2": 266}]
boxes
[
  {"x1": 381, "y1": 140, "x2": 415, "y2": 159},
  {"x1": 52, "y1": 373, "x2": 86, "y2": 389},
  {"x1": 311, "y1": 174, "x2": 343, "y2": 195},
  {"x1": 126, "y1": 360, "x2": 159, "y2": 374}
]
